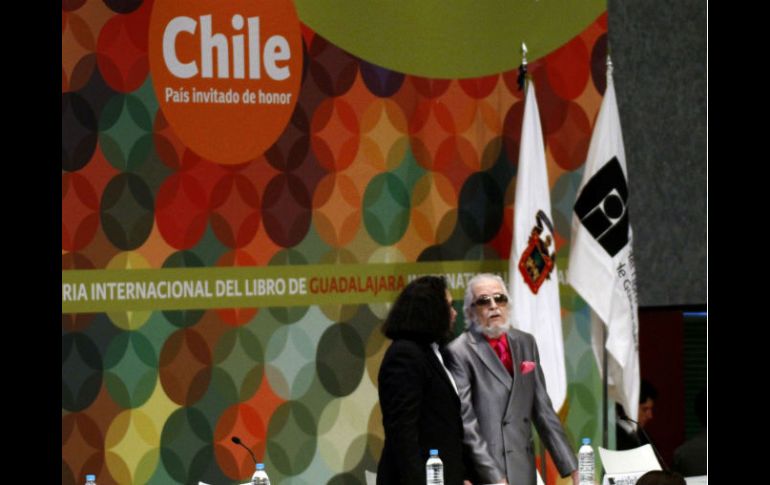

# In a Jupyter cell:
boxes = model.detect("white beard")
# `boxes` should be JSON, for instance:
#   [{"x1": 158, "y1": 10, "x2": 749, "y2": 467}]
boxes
[{"x1": 479, "y1": 320, "x2": 511, "y2": 339}]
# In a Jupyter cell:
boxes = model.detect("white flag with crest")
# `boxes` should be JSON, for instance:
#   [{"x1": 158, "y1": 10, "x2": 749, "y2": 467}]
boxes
[{"x1": 510, "y1": 82, "x2": 567, "y2": 411}]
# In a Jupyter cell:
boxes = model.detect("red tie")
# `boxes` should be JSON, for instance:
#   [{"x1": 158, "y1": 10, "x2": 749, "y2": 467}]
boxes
[{"x1": 491, "y1": 337, "x2": 513, "y2": 375}]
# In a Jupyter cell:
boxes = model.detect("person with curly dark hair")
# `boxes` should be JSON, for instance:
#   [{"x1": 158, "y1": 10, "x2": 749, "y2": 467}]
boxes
[{"x1": 376, "y1": 275, "x2": 472, "y2": 485}]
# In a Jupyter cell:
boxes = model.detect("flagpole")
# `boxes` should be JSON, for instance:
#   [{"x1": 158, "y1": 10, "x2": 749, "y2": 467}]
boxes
[
  {"x1": 602, "y1": 315, "x2": 608, "y2": 449},
  {"x1": 601, "y1": 52, "x2": 614, "y2": 452},
  {"x1": 518, "y1": 40, "x2": 550, "y2": 484},
  {"x1": 601, "y1": 32, "x2": 612, "y2": 464},
  {"x1": 521, "y1": 40, "x2": 547, "y2": 484}
]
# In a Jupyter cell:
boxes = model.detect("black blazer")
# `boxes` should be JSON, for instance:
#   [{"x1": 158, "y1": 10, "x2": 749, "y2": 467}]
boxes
[{"x1": 376, "y1": 339, "x2": 469, "y2": 485}]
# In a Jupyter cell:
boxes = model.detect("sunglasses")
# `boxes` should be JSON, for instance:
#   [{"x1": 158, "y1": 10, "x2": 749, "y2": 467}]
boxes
[{"x1": 472, "y1": 293, "x2": 509, "y2": 307}]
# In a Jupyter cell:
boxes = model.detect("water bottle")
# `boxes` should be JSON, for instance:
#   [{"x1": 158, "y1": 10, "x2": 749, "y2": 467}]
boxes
[
  {"x1": 84, "y1": 474, "x2": 97, "y2": 485},
  {"x1": 252, "y1": 463, "x2": 271, "y2": 485},
  {"x1": 425, "y1": 449, "x2": 444, "y2": 485},
  {"x1": 578, "y1": 437, "x2": 594, "y2": 485}
]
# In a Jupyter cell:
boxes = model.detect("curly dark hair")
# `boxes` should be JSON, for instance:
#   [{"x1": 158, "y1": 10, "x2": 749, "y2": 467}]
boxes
[
  {"x1": 382, "y1": 275, "x2": 451, "y2": 344},
  {"x1": 635, "y1": 470, "x2": 686, "y2": 485}
]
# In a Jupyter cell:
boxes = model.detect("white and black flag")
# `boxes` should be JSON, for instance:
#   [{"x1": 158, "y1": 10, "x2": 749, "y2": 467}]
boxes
[{"x1": 567, "y1": 66, "x2": 640, "y2": 425}]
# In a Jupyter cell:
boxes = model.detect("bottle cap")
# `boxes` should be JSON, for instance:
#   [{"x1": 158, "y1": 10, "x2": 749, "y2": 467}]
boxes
[
  {"x1": 256, "y1": 463, "x2": 265, "y2": 470},
  {"x1": 429, "y1": 449, "x2": 438, "y2": 456},
  {"x1": 86, "y1": 475, "x2": 96, "y2": 481},
  {"x1": 581, "y1": 437, "x2": 591, "y2": 445}
]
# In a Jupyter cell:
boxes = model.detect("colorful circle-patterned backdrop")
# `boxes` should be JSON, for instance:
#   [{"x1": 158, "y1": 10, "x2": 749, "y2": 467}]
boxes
[{"x1": 63, "y1": 1, "x2": 608, "y2": 483}]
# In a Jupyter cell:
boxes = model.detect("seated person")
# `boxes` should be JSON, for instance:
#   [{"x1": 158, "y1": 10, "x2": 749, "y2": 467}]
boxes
[{"x1": 616, "y1": 380, "x2": 657, "y2": 450}]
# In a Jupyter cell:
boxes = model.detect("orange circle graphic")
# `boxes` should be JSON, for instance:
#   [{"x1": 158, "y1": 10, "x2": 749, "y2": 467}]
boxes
[{"x1": 149, "y1": 0, "x2": 302, "y2": 165}]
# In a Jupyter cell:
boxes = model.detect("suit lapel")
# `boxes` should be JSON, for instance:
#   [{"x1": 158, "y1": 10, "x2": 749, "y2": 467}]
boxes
[
  {"x1": 507, "y1": 331, "x2": 520, "y2": 379},
  {"x1": 426, "y1": 344, "x2": 461, "y2": 406},
  {"x1": 505, "y1": 330, "x2": 521, "y2": 414},
  {"x1": 469, "y1": 326, "x2": 513, "y2": 390}
]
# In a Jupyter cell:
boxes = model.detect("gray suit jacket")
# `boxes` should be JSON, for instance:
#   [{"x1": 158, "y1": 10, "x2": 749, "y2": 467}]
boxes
[{"x1": 446, "y1": 325, "x2": 577, "y2": 485}]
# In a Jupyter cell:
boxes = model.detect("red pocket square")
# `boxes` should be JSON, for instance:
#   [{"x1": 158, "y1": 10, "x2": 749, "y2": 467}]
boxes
[{"x1": 520, "y1": 361, "x2": 536, "y2": 374}]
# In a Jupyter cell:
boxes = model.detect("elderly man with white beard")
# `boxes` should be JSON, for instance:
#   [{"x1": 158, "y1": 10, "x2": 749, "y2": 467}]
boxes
[{"x1": 446, "y1": 273, "x2": 578, "y2": 485}]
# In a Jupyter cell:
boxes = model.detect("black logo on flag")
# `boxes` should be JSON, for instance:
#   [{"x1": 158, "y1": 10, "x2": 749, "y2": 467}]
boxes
[{"x1": 574, "y1": 157, "x2": 629, "y2": 257}]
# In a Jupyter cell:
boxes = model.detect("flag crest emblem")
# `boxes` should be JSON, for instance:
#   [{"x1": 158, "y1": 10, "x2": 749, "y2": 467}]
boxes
[{"x1": 517, "y1": 210, "x2": 555, "y2": 294}]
